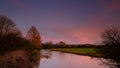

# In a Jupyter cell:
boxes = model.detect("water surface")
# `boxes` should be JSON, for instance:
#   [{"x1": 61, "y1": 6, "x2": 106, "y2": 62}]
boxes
[{"x1": 39, "y1": 50, "x2": 109, "y2": 68}]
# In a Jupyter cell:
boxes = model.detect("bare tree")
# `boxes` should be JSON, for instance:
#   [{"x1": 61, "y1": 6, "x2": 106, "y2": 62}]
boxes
[
  {"x1": 96, "y1": 26, "x2": 120, "y2": 68},
  {"x1": 101, "y1": 26, "x2": 120, "y2": 46},
  {"x1": 0, "y1": 15, "x2": 18, "y2": 36},
  {"x1": 26, "y1": 26, "x2": 42, "y2": 49}
]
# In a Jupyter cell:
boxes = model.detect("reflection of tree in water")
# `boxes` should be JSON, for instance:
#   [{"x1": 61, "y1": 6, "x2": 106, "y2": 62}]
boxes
[
  {"x1": 98, "y1": 46, "x2": 120, "y2": 68},
  {"x1": 0, "y1": 48, "x2": 52, "y2": 68},
  {"x1": 41, "y1": 50, "x2": 51, "y2": 59},
  {"x1": 0, "y1": 50, "x2": 41, "y2": 68},
  {"x1": 99, "y1": 58, "x2": 120, "y2": 68},
  {"x1": 30, "y1": 50, "x2": 41, "y2": 68}
]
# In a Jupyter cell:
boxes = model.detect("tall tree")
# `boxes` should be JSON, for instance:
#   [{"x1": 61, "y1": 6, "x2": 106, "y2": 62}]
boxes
[
  {"x1": 0, "y1": 15, "x2": 19, "y2": 36},
  {"x1": 101, "y1": 26, "x2": 120, "y2": 46},
  {"x1": 98, "y1": 26, "x2": 120, "y2": 68},
  {"x1": 26, "y1": 26, "x2": 42, "y2": 49}
]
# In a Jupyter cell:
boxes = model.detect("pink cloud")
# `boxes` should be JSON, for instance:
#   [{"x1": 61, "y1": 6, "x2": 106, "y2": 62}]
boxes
[{"x1": 47, "y1": 25, "x2": 103, "y2": 44}]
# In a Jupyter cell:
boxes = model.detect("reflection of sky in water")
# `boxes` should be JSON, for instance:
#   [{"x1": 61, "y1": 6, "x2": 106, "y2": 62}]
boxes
[{"x1": 40, "y1": 50, "x2": 108, "y2": 68}]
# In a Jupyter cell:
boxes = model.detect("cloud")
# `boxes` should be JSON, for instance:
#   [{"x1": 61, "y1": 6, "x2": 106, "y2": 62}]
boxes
[{"x1": 43, "y1": 25, "x2": 102, "y2": 44}]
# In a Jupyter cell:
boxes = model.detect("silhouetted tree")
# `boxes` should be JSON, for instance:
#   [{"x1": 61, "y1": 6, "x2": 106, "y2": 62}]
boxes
[
  {"x1": 0, "y1": 15, "x2": 34, "y2": 55},
  {"x1": 0, "y1": 15, "x2": 20, "y2": 36},
  {"x1": 56, "y1": 41, "x2": 67, "y2": 48},
  {"x1": 47, "y1": 41, "x2": 53, "y2": 48},
  {"x1": 58, "y1": 41, "x2": 66, "y2": 46},
  {"x1": 100, "y1": 26, "x2": 120, "y2": 57},
  {"x1": 101, "y1": 26, "x2": 120, "y2": 46},
  {"x1": 26, "y1": 26, "x2": 42, "y2": 49},
  {"x1": 97, "y1": 26, "x2": 120, "y2": 68},
  {"x1": 42, "y1": 41, "x2": 53, "y2": 49}
]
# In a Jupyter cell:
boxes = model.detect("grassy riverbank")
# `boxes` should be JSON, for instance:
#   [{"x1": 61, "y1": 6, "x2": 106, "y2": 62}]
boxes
[{"x1": 51, "y1": 48, "x2": 102, "y2": 57}]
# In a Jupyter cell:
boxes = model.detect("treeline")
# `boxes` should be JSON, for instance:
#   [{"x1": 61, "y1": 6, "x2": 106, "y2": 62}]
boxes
[
  {"x1": 42, "y1": 41, "x2": 103, "y2": 49},
  {"x1": 0, "y1": 33, "x2": 34, "y2": 55},
  {"x1": 0, "y1": 15, "x2": 41, "y2": 55}
]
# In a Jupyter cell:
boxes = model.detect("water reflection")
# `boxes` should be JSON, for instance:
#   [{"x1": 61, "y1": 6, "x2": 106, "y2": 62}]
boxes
[
  {"x1": 40, "y1": 50, "x2": 108, "y2": 68},
  {"x1": 30, "y1": 51, "x2": 41, "y2": 68},
  {"x1": 0, "y1": 50, "x2": 119, "y2": 68},
  {"x1": 99, "y1": 58, "x2": 120, "y2": 68},
  {"x1": 41, "y1": 50, "x2": 51, "y2": 59},
  {"x1": 0, "y1": 50, "x2": 41, "y2": 68}
]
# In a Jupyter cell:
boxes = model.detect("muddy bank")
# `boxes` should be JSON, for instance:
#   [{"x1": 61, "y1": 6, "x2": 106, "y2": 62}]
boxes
[{"x1": 0, "y1": 50, "x2": 32, "y2": 68}]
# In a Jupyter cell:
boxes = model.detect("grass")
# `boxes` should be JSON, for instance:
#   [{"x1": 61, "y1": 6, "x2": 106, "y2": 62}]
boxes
[{"x1": 51, "y1": 48, "x2": 102, "y2": 57}]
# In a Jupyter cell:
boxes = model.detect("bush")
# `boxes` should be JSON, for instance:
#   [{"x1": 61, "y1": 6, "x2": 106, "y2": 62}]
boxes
[{"x1": 0, "y1": 33, "x2": 35, "y2": 55}]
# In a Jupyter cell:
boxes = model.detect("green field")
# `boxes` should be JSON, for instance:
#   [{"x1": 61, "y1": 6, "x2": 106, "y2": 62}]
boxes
[{"x1": 51, "y1": 48, "x2": 101, "y2": 57}]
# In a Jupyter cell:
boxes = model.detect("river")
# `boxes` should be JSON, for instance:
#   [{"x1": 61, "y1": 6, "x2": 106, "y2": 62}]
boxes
[
  {"x1": 0, "y1": 50, "x2": 117, "y2": 68},
  {"x1": 39, "y1": 50, "x2": 109, "y2": 68}
]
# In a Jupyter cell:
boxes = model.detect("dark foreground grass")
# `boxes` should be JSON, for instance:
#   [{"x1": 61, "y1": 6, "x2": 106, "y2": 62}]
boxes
[{"x1": 51, "y1": 48, "x2": 102, "y2": 57}]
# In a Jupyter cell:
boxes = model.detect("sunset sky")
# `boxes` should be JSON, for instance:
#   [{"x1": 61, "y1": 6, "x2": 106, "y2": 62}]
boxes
[{"x1": 0, "y1": 0, "x2": 120, "y2": 44}]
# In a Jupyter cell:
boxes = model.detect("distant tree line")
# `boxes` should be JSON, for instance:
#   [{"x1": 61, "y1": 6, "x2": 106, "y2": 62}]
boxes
[{"x1": 42, "y1": 41, "x2": 102, "y2": 49}]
